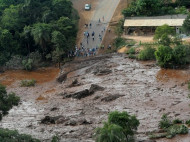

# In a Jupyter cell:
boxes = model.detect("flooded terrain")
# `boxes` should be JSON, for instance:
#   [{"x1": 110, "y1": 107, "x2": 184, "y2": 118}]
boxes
[{"x1": 0, "y1": 53, "x2": 189, "y2": 141}]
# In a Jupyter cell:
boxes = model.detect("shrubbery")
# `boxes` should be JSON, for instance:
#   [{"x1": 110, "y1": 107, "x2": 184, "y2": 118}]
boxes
[
  {"x1": 138, "y1": 46, "x2": 156, "y2": 60},
  {"x1": 155, "y1": 45, "x2": 190, "y2": 68},
  {"x1": 114, "y1": 37, "x2": 126, "y2": 49},
  {"x1": 20, "y1": 79, "x2": 36, "y2": 87},
  {"x1": 0, "y1": 128, "x2": 40, "y2": 142},
  {"x1": 22, "y1": 58, "x2": 33, "y2": 71},
  {"x1": 94, "y1": 111, "x2": 139, "y2": 142},
  {"x1": 0, "y1": 84, "x2": 20, "y2": 120},
  {"x1": 126, "y1": 47, "x2": 135, "y2": 54},
  {"x1": 150, "y1": 114, "x2": 188, "y2": 139}
]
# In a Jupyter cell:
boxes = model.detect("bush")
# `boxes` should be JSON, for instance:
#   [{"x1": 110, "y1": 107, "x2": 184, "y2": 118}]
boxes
[
  {"x1": 0, "y1": 84, "x2": 20, "y2": 120},
  {"x1": 51, "y1": 135, "x2": 60, "y2": 142},
  {"x1": 94, "y1": 122, "x2": 127, "y2": 142},
  {"x1": 173, "y1": 119, "x2": 183, "y2": 124},
  {"x1": 114, "y1": 37, "x2": 126, "y2": 48},
  {"x1": 166, "y1": 124, "x2": 188, "y2": 138},
  {"x1": 5, "y1": 55, "x2": 23, "y2": 70},
  {"x1": 94, "y1": 111, "x2": 139, "y2": 142},
  {"x1": 126, "y1": 47, "x2": 135, "y2": 54},
  {"x1": 159, "y1": 114, "x2": 172, "y2": 129},
  {"x1": 155, "y1": 46, "x2": 173, "y2": 68},
  {"x1": 20, "y1": 79, "x2": 36, "y2": 87},
  {"x1": 185, "y1": 120, "x2": 190, "y2": 126},
  {"x1": 188, "y1": 81, "x2": 190, "y2": 90},
  {"x1": 128, "y1": 54, "x2": 136, "y2": 59},
  {"x1": 108, "y1": 111, "x2": 140, "y2": 139},
  {"x1": 0, "y1": 128, "x2": 40, "y2": 142},
  {"x1": 22, "y1": 58, "x2": 33, "y2": 71},
  {"x1": 138, "y1": 46, "x2": 156, "y2": 60}
]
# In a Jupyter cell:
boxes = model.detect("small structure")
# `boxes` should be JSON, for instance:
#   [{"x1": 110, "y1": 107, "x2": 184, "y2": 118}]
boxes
[{"x1": 124, "y1": 15, "x2": 187, "y2": 35}]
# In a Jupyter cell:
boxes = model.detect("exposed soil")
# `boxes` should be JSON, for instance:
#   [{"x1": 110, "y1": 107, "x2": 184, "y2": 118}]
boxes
[{"x1": 0, "y1": 53, "x2": 190, "y2": 142}]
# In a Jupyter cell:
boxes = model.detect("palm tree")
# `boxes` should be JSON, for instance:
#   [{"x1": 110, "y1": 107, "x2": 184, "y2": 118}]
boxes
[{"x1": 94, "y1": 122, "x2": 127, "y2": 142}]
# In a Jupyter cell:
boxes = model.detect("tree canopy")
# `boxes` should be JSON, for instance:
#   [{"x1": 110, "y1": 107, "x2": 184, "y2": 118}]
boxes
[{"x1": 0, "y1": 0, "x2": 79, "y2": 67}]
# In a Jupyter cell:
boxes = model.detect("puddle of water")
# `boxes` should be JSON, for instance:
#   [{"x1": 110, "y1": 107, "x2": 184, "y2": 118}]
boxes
[
  {"x1": 156, "y1": 69, "x2": 190, "y2": 83},
  {"x1": 0, "y1": 67, "x2": 60, "y2": 86}
]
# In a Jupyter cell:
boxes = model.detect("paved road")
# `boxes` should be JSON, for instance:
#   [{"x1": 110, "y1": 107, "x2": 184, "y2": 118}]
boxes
[{"x1": 81, "y1": 0, "x2": 120, "y2": 50}]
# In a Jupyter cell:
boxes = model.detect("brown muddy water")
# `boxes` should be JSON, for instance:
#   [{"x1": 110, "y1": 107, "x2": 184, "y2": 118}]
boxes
[
  {"x1": 0, "y1": 67, "x2": 60, "y2": 86},
  {"x1": 0, "y1": 54, "x2": 189, "y2": 142}
]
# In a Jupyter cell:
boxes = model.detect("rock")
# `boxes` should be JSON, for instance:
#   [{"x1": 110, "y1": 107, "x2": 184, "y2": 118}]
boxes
[
  {"x1": 94, "y1": 68, "x2": 112, "y2": 76},
  {"x1": 50, "y1": 107, "x2": 58, "y2": 111},
  {"x1": 89, "y1": 84, "x2": 104, "y2": 94},
  {"x1": 68, "y1": 79, "x2": 81, "y2": 87},
  {"x1": 41, "y1": 116, "x2": 63, "y2": 124},
  {"x1": 72, "y1": 89, "x2": 90, "y2": 99},
  {"x1": 101, "y1": 94, "x2": 124, "y2": 102},
  {"x1": 93, "y1": 95, "x2": 101, "y2": 100},
  {"x1": 57, "y1": 72, "x2": 68, "y2": 83},
  {"x1": 78, "y1": 118, "x2": 92, "y2": 125},
  {"x1": 65, "y1": 120, "x2": 77, "y2": 126}
]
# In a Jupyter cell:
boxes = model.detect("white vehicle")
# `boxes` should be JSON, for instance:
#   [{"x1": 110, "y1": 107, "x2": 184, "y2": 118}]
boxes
[{"x1": 85, "y1": 4, "x2": 91, "y2": 10}]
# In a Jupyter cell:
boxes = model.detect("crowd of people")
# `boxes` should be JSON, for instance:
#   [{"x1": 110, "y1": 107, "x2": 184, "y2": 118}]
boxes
[{"x1": 70, "y1": 16, "x2": 111, "y2": 58}]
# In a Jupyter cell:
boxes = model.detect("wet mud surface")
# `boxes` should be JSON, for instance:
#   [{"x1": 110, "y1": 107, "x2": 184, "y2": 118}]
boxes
[{"x1": 0, "y1": 54, "x2": 190, "y2": 142}]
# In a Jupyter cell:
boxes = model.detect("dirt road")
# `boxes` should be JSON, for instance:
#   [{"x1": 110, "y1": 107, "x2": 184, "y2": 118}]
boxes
[{"x1": 81, "y1": 0, "x2": 120, "y2": 49}]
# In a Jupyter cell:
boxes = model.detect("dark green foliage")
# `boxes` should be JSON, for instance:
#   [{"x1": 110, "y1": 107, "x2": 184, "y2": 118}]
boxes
[
  {"x1": 0, "y1": 84, "x2": 20, "y2": 120},
  {"x1": 114, "y1": 37, "x2": 126, "y2": 49},
  {"x1": 183, "y1": 13, "x2": 190, "y2": 35},
  {"x1": 126, "y1": 47, "x2": 135, "y2": 54},
  {"x1": 0, "y1": 128, "x2": 40, "y2": 142},
  {"x1": 122, "y1": 0, "x2": 186, "y2": 17},
  {"x1": 150, "y1": 114, "x2": 188, "y2": 139},
  {"x1": 20, "y1": 79, "x2": 36, "y2": 87},
  {"x1": 172, "y1": 119, "x2": 183, "y2": 124},
  {"x1": 155, "y1": 46, "x2": 173, "y2": 68},
  {"x1": 154, "y1": 24, "x2": 175, "y2": 46},
  {"x1": 108, "y1": 111, "x2": 140, "y2": 140},
  {"x1": 158, "y1": 114, "x2": 172, "y2": 129},
  {"x1": 51, "y1": 135, "x2": 60, "y2": 142},
  {"x1": 185, "y1": 119, "x2": 190, "y2": 126},
  {"x1": 188, "y1": 81, "x2": 190, "y2": 90},
  {"x1": 94, "y1": 122, "x2": 127, "y2": 142},
  {"x1": 166, "y1": 125, "x2": 188, "y2": 138},
  {"x1": 128, "y1": 54, "x2": 136, "y2": 59},
  {"x1": 138, "y1": 46, "x2": 156, "y2": 60},
  {"x1": 22, "y1": 58, "x2": 33, "y2": 71},
  {"x1": 0, "y1": 0, "x2": 78, "y2": 67},
  {"x1": 94, "y1": 111, "x2": 139, "y2": 142}
]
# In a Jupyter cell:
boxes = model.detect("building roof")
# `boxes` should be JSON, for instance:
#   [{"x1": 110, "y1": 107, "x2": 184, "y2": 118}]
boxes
[{"x1": 124, "y1": 19, "x2": 185, "y2": 27}]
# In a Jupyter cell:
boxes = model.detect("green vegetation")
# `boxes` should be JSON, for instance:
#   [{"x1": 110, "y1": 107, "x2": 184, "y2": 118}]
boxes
[
  {"x1": 0, "y1": 84, "x2": 20, "y2": 120},
  {"x1": 138, "y1": 46, "x2": 156, "y2": 60},
  {"x1": 122, "y1": 0, "x2": 189, "y2": 17},
  {"x1": 51, "y1": 135, "x2": 60, "y2": 142},
  {"x1": 20, "y1": 79, "x2": 36, "y2": 87},
  {"x1": 126, "y1": 47, "x2": 135, "y2": 54},
  {"x1": 114, "y1": 37, "x2": 126, "y2": 49},
  {"x1": 185, "y1": 120, "x2": 190, "y2": 126},
  {"x1": 94, "y1": 111, "x2": 139, "y2": 142},
  {"x1": 150, "y1": 114, "x2": 188, "y2": 139},
  {"x1": 188, "y1": 81, "x2": 190, "y2": 90},
  {"x1": 0, "y1": 128, "x2": 40, "y2": 142},
  {"x1": 0, "y1": 0, "x2": 78, "y2": 67}
]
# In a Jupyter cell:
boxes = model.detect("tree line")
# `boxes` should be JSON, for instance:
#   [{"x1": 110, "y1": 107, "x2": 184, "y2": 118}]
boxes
[{"x1": 0, "y1": 0, "x2": 79, "y2": 68}]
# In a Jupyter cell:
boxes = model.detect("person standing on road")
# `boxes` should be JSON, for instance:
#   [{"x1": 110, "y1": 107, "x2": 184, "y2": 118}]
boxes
[
  {"x1": 92, "y1": 35, "x2": 95, "y2": 41},
  {"x1": 102, "y1": 16, "x2": 104, "y2": 21},
  {"x1": 89, "y1": 23, "x2": 92, "y2": 28},
  {"x1": 99, "y1": 18, "x2": 101, "y2": 23}
]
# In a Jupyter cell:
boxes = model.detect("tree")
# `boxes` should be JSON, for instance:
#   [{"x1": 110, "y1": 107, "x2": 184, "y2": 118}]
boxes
[
  {"x1": 155, "y1": 45, "x2": 173, "y2": 68},
  {"x1": 94, "y1": 111, "x2": 140, "y2": 142},
  {"x1": 154, "y1": 24, "x2": 175, "y2": 46},
  {"x1": 108, "y1": 111, "x2": 139, "y2": 141},
  {"x1": 95, "y1": 122, "x2": 127, "y2": 142},
  {"x1": 182, "y1": 13, "x2": 190, "y2": 35},
  {"x1": 31, "y1": 23, "x2": 51, "y2": 56}
]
